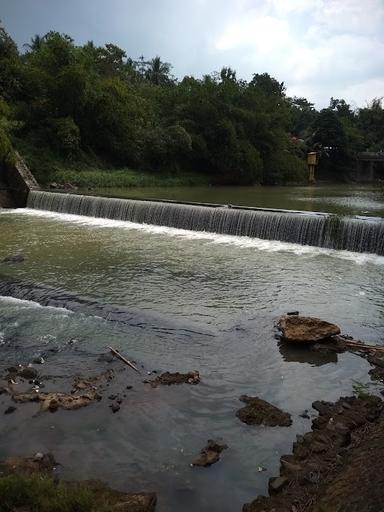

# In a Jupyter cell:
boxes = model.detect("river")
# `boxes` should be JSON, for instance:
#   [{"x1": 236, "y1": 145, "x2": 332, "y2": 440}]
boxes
[
  {"x1": 77, "y1": 184, "x2": 384, "y2": 217},
  {"x1": 0, "y1": 186, "x2": 384, "y2": 511}
]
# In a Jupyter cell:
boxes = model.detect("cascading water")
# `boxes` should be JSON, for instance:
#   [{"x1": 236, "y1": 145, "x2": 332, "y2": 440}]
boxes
[{"x1": 27, "y1": 190, "x2": 384, "y2": 255}]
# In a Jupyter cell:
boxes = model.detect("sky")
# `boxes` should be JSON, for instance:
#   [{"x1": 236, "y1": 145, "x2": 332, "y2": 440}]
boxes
[{"x1": 1, "y1": 0, "x2": 384, "y2": 108}]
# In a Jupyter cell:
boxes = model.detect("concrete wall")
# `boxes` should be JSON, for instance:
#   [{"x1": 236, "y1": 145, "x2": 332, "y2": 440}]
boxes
[{"x1": 1, "y1": 152, "x2": 39, "y2": 207}]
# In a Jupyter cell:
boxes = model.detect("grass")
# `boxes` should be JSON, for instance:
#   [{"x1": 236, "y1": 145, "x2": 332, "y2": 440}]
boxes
[
  {"x1": 0, "y1": 474, "x2": 114, "y2": 512},
  {"x1": 14, "y1": 138, "x2": 210, "y2": 189}
]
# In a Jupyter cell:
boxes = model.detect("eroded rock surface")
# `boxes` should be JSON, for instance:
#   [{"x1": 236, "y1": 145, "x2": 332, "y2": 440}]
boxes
[
  {"x1": 236, "y1": 396, "x2": 292, "y2": 427},
  {"x1": 278, "y1": 315, "x2": 340, "y2": 343},
  {"x1": 12, "y1": 390, "x2": 101, "y2": 412}
]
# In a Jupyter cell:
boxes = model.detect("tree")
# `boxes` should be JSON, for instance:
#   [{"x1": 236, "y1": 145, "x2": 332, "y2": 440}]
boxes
[
  {"x1": 145, "y1": 56, "x2": 172, "y2": 85},
  {"x1": 357, "y1": 98, "x2": 384, "y2": 151},
  {"x1": 288, "y1": 96, "x2": 317, "y2": 138},
  {"x1": 249, "y1": 72, "x2": 285, "y2": 97},
  {"x1": 23, "y1": 34, "x2": 44, "y2": 52},
  {"x1": 0, "y1": 24, "x2": 21, "y2": 100},
  {"x1": 0, "y1": 96, "x2": 15, "y2": 165}
]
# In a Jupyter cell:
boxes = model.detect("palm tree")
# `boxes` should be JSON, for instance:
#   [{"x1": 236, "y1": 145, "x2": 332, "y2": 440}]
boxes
[
  {"x1": 23, "y1": 34, "x2": 43, "y2": 52},
  {"x1": 145, "y1": 56, "x2": 172, "y2": 85}
]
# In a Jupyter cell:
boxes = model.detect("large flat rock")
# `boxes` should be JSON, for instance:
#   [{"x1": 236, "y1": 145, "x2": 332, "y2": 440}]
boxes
[{"x1": 278, "y1": 315, "x2": 340, "y2": 343}]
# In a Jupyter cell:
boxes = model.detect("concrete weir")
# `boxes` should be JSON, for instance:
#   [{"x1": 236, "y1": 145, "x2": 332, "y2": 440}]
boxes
[
  {"x1": 0, "y1": 153, "x2": 39, "y2": 208},
  {"x1": 28, "y1": 190, "x2": 384, "y2": 255}
]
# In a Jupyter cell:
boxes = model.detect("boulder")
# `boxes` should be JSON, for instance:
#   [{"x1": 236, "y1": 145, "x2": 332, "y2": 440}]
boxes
[{"x1": 278, "y1": 315, "x2": 340, "y2": 343}]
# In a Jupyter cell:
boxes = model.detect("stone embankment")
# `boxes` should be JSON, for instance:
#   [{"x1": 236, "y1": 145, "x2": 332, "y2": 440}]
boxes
[{"x1": 243, "y1": 395, "x2": 384, "y2": 512}]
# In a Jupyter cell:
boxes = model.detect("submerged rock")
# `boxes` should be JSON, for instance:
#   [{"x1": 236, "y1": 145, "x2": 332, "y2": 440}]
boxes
[
  {"x1": 2, "y1": 254, "x2": 25, "y2": 263},
  {"x1": 236, "y1": 396, "x2": 292, "y2": 427},
  {"x1": 17, "y1": 367, "x2": 38, "y2": 380},
  {"x1": 278, "y1": 315, "x2": 340, "y2": 343},
  {"x1": 149, "y1": 371, "x2": 200, "y2": 387},
  {"x1": 192, "y1": 439, "x2": 228, "y2": 467}
]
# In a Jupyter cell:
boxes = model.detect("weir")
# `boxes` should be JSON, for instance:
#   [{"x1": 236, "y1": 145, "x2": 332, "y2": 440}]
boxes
[{"x1": 27, "y1": 190, "x2": 384, "y2": 255}]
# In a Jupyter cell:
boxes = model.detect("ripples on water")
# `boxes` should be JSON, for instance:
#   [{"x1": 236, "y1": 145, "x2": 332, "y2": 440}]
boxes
[{"x1": 0, "y1": 209, "x2": 383, "y2": 511}]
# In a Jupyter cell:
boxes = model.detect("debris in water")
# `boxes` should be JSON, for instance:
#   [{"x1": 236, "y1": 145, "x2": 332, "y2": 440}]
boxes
[{"x1": 108, "y1": 346, "x2": 140, "y2": 373}]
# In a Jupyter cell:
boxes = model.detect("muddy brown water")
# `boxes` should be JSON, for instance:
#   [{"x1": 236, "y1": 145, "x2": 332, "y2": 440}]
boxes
[{"x1": 0, "y1": 207, "x2": 384, "y2": 511}]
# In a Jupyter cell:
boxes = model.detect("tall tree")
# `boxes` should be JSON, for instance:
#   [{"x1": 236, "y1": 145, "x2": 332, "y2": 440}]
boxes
[{"x1": 145, "y1": 56, "x2": 172, "y2": 85}]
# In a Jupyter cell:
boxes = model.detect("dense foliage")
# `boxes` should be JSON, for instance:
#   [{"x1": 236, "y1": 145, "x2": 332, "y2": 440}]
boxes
[{"x1": 0, "y1": 24, "x2": 383, "y2": 184}]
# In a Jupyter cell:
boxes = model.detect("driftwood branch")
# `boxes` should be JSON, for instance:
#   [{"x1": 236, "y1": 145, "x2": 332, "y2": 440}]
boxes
[
  {"x1": 108, "y1": 346, "x2": 140, "y2": 373},
  {"x1": 344, "y1": 341, "x2": 384, "y2": 353}
]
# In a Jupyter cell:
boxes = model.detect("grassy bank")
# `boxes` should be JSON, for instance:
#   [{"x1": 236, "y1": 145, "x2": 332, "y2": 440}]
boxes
[
  {"x1": 0, "y1": 474, "x2": 111, "y2": 512},
  {"x1": 0, "y1": 472, "x2": 156, "y2": 512},
  {"x1": 15, "y1": 139, "x2": 210, "y2": 189}
]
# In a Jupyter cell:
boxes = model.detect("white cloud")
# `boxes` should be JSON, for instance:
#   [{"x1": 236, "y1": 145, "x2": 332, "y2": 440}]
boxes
[
  {"x1": 215, "y1": 14, "x2": 290, "y2": 52},
  {"x1": 213, "y1": 0, "x2": 384, "y2": 106}
]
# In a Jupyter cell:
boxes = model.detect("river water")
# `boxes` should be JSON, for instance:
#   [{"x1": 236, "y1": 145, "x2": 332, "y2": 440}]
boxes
[
  {"x1": 78, "y1": 184, "x2": 384, "y2": 217},
  {"x1": 0, "y1": 189, "x2": 384, "y2": 511}
]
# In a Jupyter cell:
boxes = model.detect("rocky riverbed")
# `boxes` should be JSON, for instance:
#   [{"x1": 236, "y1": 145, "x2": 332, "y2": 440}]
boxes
[{"x1": 1, "y1": 315, "x2": 384, "y2": 511}]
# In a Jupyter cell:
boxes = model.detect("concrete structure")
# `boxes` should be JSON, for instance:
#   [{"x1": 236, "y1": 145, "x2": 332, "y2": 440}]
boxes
[
  {"x1": 355, "y1": 152, "x2": 384, "y2": 182},
  {"x1": 0, "y1": 153, "x2": 39, "y2": 207}
]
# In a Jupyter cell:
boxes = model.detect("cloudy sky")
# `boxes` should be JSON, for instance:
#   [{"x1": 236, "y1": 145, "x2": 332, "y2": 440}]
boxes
[{"x1": 1, "y1": 0, "x2": 383, "y2": 107}]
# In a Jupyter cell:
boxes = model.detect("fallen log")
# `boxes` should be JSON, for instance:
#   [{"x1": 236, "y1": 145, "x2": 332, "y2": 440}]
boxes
[{"x1": 108, "y1": 347, "x2": 140, "y2": 374}]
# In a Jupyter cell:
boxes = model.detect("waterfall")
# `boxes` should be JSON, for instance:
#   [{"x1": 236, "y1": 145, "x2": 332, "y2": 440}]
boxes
[{"x1": 27, "y1": 191, "x2": 384, "y2": 255}]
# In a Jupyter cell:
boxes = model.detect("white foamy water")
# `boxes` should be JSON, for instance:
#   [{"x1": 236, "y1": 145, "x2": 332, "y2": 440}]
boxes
[
  {"x1": 0, "y1": 294, "x2": 72, "y2": 314},
  {"x1": 4, "y1": 208, "x2": 384, "y2": 266}
]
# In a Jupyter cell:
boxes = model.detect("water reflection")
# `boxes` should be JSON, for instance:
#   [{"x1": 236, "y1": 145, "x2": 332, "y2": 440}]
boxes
[{"x1": 278, "y1": 340, "x2": 339, "y2": 366}]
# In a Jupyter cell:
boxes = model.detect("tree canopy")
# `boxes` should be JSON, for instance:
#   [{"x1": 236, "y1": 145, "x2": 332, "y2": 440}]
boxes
[{"x1": 0, "y1": 23, "x2": 382, "y2": 184}]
